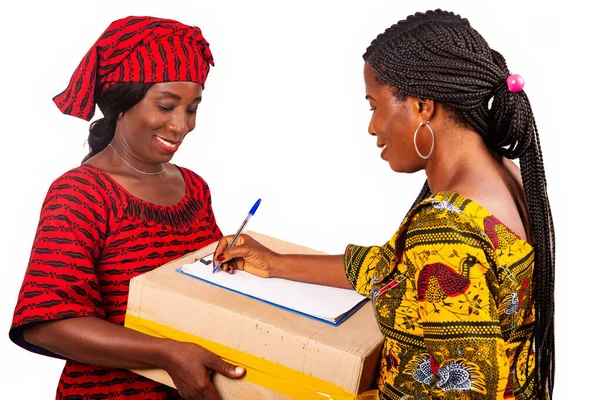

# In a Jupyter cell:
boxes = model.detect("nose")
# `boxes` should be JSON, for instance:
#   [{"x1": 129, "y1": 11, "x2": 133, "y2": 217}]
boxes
[
  {"x1": 368, "y1": 119, "x2": 377, "y2": 136},
  {"x1": 167, "y1": 109, "x2": 189, "y2": 136}
]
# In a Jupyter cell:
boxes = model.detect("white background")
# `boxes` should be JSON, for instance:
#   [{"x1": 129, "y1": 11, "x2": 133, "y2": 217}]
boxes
[{"x1": 0, "y1": 0, "x2": 595, "y2": 398}]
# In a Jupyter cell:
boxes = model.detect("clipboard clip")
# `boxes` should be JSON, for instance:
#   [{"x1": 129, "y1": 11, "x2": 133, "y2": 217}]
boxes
[{"x1": 194, "y1": 252, "x2": 214, "y2": 265}]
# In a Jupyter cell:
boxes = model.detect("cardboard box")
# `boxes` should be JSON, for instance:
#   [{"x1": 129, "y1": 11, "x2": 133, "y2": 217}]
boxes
[{"x1": 125, "y1": 232, "x2": 384, "y2": 399}]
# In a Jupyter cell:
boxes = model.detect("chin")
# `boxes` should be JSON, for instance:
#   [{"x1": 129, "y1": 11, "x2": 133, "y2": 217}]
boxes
[
  {"x1": 153, "y1": 149, "x2": 177, "y2": 163},
  {"x1": 159, "y1": 154, "x2": 176, "y2": 164},
  {"x1": 389, "y1": 162, "x2": 421, "y2": 174}
]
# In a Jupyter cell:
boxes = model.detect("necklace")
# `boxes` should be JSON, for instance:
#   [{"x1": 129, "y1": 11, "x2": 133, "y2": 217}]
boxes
[{"x1": 108, "y1": 144, "x2": 165, "y2": 175}]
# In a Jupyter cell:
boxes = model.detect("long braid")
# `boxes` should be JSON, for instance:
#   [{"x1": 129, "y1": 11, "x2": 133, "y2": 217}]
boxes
[{"x1": 365, "y1": 9, "x2": 555, "y2": 398}]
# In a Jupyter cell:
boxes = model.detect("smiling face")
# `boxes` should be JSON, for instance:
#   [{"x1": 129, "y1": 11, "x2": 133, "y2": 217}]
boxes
[
  {"x1": 115, "y1": 81, "x2": 203, "y2": 164},
  {"x1": 364, "y1": 63, "x2": 433, "y2": 173}
]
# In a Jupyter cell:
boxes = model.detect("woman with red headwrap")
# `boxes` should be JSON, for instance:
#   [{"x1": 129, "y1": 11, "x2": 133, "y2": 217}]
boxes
[{"x1": 9, "y1": 16, "x2": 244, "y2": 400}]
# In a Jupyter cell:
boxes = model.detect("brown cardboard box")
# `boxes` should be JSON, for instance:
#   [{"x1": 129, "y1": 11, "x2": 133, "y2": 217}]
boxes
[{"x1": 125, "y1": 232, "x2": 384, "y2": 399}]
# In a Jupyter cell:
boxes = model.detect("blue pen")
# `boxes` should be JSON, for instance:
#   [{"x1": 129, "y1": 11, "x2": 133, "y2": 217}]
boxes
[{"x1": 213, "y1": 198, "x2": 261, "y2": 273}]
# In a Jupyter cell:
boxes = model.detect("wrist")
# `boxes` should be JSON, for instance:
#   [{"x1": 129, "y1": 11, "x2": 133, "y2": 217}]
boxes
[
  {"x1": 155, "y1": 338, "x2": 181, "y2": 371},
  {"x1": 267, "y1": 251, "x2": 283, "y2": 278}
]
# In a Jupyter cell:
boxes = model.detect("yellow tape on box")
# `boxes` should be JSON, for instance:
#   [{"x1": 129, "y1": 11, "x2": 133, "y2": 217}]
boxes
[{"x1": 126, "y1": 314, "x2": 378, "y2": 399}]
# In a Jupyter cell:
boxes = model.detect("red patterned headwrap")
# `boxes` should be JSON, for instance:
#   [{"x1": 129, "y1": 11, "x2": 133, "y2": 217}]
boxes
[{"x1": 53, "y1": 16, "x2": 214, "y2": 121}]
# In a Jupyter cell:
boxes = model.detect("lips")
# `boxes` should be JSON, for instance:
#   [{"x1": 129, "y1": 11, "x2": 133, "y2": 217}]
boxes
[
  {"x1": 377, "y1": 142, "x2": 387, "y2": 159},
  {"x1": 155, "y1": 136, "x2": 180, "y2": 154}
]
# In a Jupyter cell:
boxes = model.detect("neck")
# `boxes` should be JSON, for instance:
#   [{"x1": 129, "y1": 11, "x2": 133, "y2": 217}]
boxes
[
  {"x1": 424, "y1": 127, "x2": 494, "y2": 194},
  {"x1": 108, "y1": 140, "x2": 165, "y2": 175},
  {"x1": 461, "y1": 263, "x2": 470, "y2": 277}
]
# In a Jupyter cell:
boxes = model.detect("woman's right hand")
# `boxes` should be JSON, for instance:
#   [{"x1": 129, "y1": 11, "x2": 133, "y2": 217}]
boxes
[
  {"x1": 21, "y1": 316, "x2": 246, "y2": 400},
  {"x1": 164, "y1": 340, "x2": 245, "y2": 400},
  {"x1": 214, "y1": 234, "x2": 279, "y2": 277}
]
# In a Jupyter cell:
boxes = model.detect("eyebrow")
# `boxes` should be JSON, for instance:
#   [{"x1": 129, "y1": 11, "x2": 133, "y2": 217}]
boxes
[{"x1": 159, "y1": 91, "x2": 202, "y2": 102}]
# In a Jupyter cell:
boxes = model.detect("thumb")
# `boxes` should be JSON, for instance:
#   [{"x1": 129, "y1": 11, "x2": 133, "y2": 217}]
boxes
[{"x1": 207, "y1": 355, "x2": 246, "y2": 379}]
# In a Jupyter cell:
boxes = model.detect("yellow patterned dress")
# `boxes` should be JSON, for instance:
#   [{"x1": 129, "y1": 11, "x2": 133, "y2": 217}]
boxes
[{"x1": 344, "y1": 192, "x2": 536, "y2": 400}]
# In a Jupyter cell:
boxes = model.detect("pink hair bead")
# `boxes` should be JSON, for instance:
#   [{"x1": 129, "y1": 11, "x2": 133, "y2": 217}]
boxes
[{"x1": 506, "y1": 74, "x2": 525, "y2": 92}]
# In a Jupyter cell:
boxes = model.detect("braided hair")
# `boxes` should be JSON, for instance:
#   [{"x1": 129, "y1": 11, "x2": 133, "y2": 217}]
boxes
[
  {"x1": 364, "y1": 9, "x2": 554, "y2": 398},
  {"x1": 82, "y1": 83, "x2": 154, "y2": 163}
]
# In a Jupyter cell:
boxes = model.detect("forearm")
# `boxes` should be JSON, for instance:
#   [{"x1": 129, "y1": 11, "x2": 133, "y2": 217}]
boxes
[
  {"x1": 271, "y1": 254, "x2": 353, "y2": 289},
  {"x1": 23, "y1": 317, "x2": 174, "y2": 370}
]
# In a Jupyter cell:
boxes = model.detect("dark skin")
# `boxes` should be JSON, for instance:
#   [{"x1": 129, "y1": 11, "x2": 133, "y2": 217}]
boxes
[
  {"x1": 89, "y1": 82, "x2": 203, "y2": 206},
  {"x1": 214, "y1": 63, "x2": 531, "y2": 285},
  {"x1": 24, "y1": 82, "x2": 245, "y2": 400}
]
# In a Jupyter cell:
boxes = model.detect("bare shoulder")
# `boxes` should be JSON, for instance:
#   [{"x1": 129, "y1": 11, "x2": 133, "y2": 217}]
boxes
[{"x1": 449, "y1": 159, "x2": 530, "y2": 242}]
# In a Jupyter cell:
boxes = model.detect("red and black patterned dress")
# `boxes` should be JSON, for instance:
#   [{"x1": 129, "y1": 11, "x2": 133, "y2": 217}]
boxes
[{"x1": 9, "y1": 164, "x2": 222, "y2": 399}]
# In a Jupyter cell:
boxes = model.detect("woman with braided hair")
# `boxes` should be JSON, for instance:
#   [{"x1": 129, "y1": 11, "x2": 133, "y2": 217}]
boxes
[
  {"x1": 9, "y1": 16, "x2": 246, "y2": 400},
  {"x1": 214, "y1": 9, "x2": 554, "y2": 399}
]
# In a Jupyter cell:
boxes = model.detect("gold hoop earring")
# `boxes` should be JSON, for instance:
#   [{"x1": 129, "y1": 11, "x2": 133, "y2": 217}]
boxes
[{"x1": 413, "y1": 120, "x2": 435, "y2": 160}]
